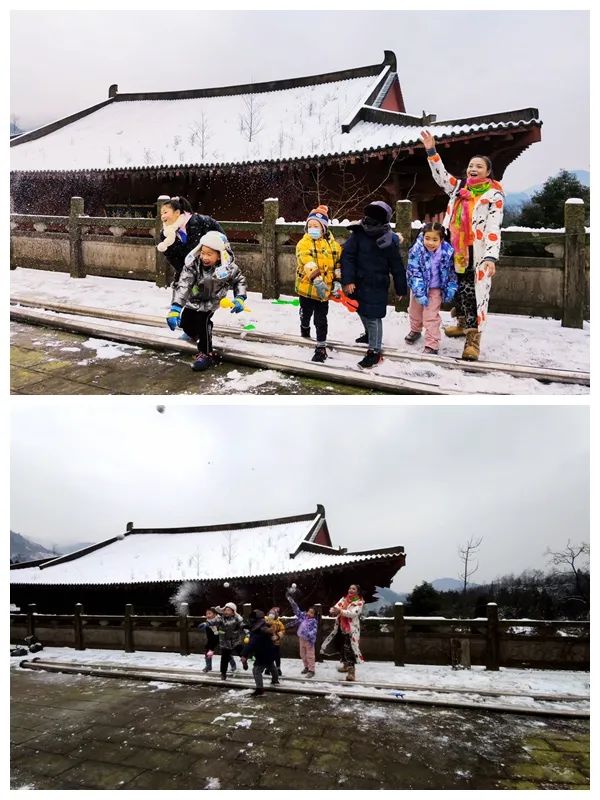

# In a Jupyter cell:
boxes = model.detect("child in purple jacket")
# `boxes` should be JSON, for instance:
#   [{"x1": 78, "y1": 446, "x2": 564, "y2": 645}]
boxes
[{"x1": 288, "y1": 594, "x2": 318, "y2": 677}]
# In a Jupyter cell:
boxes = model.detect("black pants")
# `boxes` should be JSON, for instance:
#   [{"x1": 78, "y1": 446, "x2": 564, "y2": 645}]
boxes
[
  {"x1": 342, "y1": 633, "x2": 356, "y2": 666},
  {"x1": 299, "y1": 297, "x2": 328, "y2": 344},
  {"x1": 180, "y1": 307, "x2": 215, "y2": 354},
  {"x1": 454, "y1": 247, "x2": 478, "y2": 329},
  {"x1": 220, "y1": 646, "x2": 241, "y2": 677}
]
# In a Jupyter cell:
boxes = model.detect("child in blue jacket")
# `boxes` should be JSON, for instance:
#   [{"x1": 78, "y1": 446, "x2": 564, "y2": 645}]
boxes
[
  {"x1": 288, "y1": 594, "x2": 318, "y2": 677},
  {"x1": 405, "y1": 222, "x2": 457, "y2": 354}
]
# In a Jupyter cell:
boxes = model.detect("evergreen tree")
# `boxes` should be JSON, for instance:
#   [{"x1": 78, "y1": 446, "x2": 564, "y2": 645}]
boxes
[
  {"x1": 406, "y1": 581, "x2": 442, "y2": 615},
  {"x1": 517, "y1": 170, "x2": 589, "y2": 228}
]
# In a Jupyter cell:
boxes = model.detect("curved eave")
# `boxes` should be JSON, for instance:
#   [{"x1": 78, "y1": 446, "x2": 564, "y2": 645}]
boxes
[
  {"x1": 9, "y1": 119, "x2": 542, "y2": 176},
  {"x1": 10, "y1": 552, "x2": 406, "y2": 588}
]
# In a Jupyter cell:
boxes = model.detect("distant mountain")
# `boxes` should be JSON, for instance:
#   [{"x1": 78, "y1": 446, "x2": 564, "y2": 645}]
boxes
[
  {"x1": 10, "y1": 531, "x2": 56, "y2": 563},
  {"x1": 506, "y1": 170, "x2": 589, "y2": 209},
  {"x1": 431, "y1": 577, "x2": 479, "y2": 592}
]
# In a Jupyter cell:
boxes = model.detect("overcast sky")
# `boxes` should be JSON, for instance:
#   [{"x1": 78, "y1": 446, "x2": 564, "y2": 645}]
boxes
[
  {"x1": 10, "y1": 9, "x2": 589, "y2": 190},
  {"x1": 10, "y1": 403, "x2": 589, "y2": 593}
]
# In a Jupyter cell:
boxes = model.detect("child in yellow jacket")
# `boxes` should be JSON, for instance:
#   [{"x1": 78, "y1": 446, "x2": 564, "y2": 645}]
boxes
[{"x1": 295, "y1": 205, "x2": 342, "y2": 363}]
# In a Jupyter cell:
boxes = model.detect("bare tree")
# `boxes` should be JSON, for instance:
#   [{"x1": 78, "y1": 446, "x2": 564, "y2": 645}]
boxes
[
  {"x1": 458, "y1": 537, "x2": 483, "y2": 594},
  {"x1": 189, "y1": 112, "x2": 211, "y2": 159},
  {"x1": 239, "y1": 94, "x2": 264, "y2": 143},
  {"x1": 546, "y1": 540, "x2": 590, "y2": 603},
  {"x1": 221, "y1": 532, "x2": 237, "y2": 566}
]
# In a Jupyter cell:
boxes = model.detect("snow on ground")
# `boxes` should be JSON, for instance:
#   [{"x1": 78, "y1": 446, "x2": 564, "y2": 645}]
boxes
[
  {"x1": 11, "y1": 647, "x2": 589, "y2": 715},
  {"x1": 11, "y1": 269, "x2": 589, "y2": 394}
]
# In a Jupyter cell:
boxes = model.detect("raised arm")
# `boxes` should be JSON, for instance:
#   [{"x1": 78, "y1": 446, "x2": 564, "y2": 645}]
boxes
[{"x1": 420, "y1": 129, "x2": 460, "y2": 196}]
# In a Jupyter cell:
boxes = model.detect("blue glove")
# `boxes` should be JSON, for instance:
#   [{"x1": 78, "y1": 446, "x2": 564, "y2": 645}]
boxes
[
  {"x1": 231, "y1": 297, "x2": 246, "y2": 314},
  {"x1": 313, "y1": 277, "x2": 328, "y2": 300},
  {"x1": 416, "y1": 295, "x2": 428, "y2": 307},
  {"x1": 166, "y1": 303, "x2": 182, "y2": 330}
]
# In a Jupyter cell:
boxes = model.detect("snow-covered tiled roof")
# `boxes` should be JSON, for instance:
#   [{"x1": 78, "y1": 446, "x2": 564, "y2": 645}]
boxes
[
  {"x1": 10, "y1": 51, "x2": 541, "y2": 174},
  {"x1": 10, "y1": 511, "x2": 404, "y2": 586}
]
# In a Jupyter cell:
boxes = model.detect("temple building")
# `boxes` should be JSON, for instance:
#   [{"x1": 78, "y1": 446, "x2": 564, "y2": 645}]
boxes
[
  {"x1": 10, "y1": 506, "x2": 406, "y2": 614},
  {"x1": 10, "y1": 51, "x2": 541, "y2": 221}
]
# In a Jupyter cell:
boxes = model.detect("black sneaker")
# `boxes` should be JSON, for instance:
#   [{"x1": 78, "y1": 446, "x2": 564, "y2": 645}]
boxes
[
  {"x1": 311, "y1": 346, "x2": 327, "y2": 363},
  {"x1": 301, "y1": 668, "x2": 309, "y2": 674},
  {"x1": 305, "y1": 671, "x2": 315, "y2": 678},
  {"x1": 250, "y1": 688, "x2": 265, "y2": 697},
  {"x1": 405, "y1": 331, "x2": 421, "y2": 344},
  {"x1": 271, "y1": 679, "x2": 280, "y2": 685},
  {"x1": 355, "y1": 333, "x2": 369, "y2": 344},
  {"x1": 358, "y1": 350, "x2": 382, "y2": 369},
  {"x1": 423, "y1": 346, "x2": 438, "y2": 355},
  {"x1": 300, "y1": 327, "x2": 311, "y2": 339}
]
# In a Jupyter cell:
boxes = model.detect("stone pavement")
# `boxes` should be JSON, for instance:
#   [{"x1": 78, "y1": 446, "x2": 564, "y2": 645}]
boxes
[
  {"x1": 10, "y1": 322, "x2": 375, "y2": 395},
  {"x1": 11, "y1": 668, "x2": 589, "y2": 790}
]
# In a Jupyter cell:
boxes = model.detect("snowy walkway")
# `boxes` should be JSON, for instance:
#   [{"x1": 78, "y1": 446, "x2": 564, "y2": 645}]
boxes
[
  {"x1": 11, "y1": 653, "x2": 590, "y2": 790},
  {"x1": 11, "y1": 269, "x2": 590, "y2": 394}
]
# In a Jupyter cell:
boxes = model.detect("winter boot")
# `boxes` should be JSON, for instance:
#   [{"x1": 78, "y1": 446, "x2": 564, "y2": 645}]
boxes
[
  {"x1": 404, "y1": 331, "x2": 421, "y2": 344},
  {"x1": 250, "y1": 688, "x2": 265, "y2": 697},
  {"x1": 300, "y1": 326, "x2": 311, "y2": 339},
  {"x1": 345, "y1": 666, "x2": 356, "y2": 682},
  {"x1": 311, "y1": 346, "x2": 327, "y2": 363},
  {"x1": 355, "y1": 332, "x2": 369, "y2": 344},
  {"x1": 461, "y1": 329, "x2": 481, "y2": 361},
  {"x1": 191, "y1": 352, "x2": 214, "y2": 372},
  {"x1": 358, "y1": 350, "x2": 382, "y2": 369},
  {"x1": 337, "y1": 663, "x2": 349, "y2": 673},
  {"x1": 423, "y1": 346, "x2": 438, "y2": 355},
  {"x1": 444, "y1": 316, "x2": 467, "y2": 337},
  {"x1": 305, "y1": 670, "x2": 315, "y2": 678},
  {"x1": 301, "y1": 667, "x2": 309, "y2": 675}
]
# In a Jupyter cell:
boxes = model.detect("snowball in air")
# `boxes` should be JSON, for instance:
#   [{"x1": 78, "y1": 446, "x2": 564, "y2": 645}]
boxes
[
  {"x1": 156, "y1": 405, "x2": 165, "y2": 414},
  {"x1": 223, "y1": 582, "x2": 230, "y2": 588}
]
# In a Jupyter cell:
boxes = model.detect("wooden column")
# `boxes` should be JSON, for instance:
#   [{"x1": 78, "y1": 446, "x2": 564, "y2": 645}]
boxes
[
  {"x1": 242, "y1": 603, "x2": 252, "y2": 622},
  {"x1": 562, "y1": 198, "x2": 586, "y2": 328},
  {"x1": 262, "y1": 198, "x2": 280, "y2": 299},
  {"x1": 314, "y1": 603, "x2": 324, "y2": 663},
  {"x1": 485, "y1": 603, "x2": 500, "y2": 671},
  {"x1": 124, "y1": 604, "x2": 135, "y2": 653},
  {"x1": 395, "y1": 199, "x2": 413, "y2": 264},
  {"x1": 393, "y1": 602, "x2": 406, "y2": 666},
  {"x1": 178, "y1": 602, "x2": 190, "y2": 656},
  {"x1": 74, "y1": 603, "x2": 85, "y2": 651},
  {"x1": 155, "y1": 194, "x2": 170, "y2": 288},
  {"x1": 69, "y1": 196, "x2": 85, "y2": 278},
  {"x1": 26, "y1": 604, "x2": 37, "y2": 638}
]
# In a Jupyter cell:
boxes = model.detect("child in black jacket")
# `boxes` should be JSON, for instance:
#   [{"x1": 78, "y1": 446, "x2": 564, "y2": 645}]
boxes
[{"x1": 240, "y1": 610, "x2": 279, "y2": 697}]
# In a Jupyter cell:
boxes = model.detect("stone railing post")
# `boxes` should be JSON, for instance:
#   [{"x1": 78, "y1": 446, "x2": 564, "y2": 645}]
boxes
[
  {"x1": 124, "y1": 604, "x2": 135, "y2": 653},
  {"x1": 395, "y1": 199, "x2": 413, "y2": 265},
  {"x1": 262, "y1": 198, "x2": 280, "y2": 299},
  {"x1": 69, "y1": 196, "x2": 85, "y2": 279},
  {"x1": 155, "y1": 195, "x2": 170, "y2": 288},
  {"x1": 74, "y1": 603, "x2": 85, "y2": 650},
  {"x1": 314, "y1": 603, "x2": 324, "y2": 663},
  {"x1": 562, "y1": 198, "x2": 586, "y2": 328},
  {"x1": 393, "y1": 602, "x2": 406, "y2": 666},
  {"x1": 485, "y1": 603, "x2": 500, "y2": 671},
  {"x1": 26, "y1": 604, "x2": 37, "y2": 638},
  {"x1": 178, "y1": 602, "x2": 190, "y2": 656}
]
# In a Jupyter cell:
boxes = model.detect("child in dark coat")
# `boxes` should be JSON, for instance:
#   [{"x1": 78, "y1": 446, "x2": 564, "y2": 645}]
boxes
[
  {"x1": 341, "y1": 201, "x2": 407, "y2": 368},
  {"x1": 197, "y1": 607, "x2": 221, "y2": 673},
  {"x1": 214, "y1": 602, "x2": 245, "y2": 680},
  {"x1": 240, "y1": 610, "x2": 279, "y2": 697}
]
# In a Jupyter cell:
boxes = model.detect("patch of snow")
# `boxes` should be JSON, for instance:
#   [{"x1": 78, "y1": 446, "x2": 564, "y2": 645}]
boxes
[
  {"x1": 235, "y1": 718, "x2": 253, "y2": 728},
  {"x1": 205, "y1": 777, "x2": 220, "y2": 790},
  {"x1": 81, "y1": 338, "x2": 142, "y2": 360},
  {"x1": 217, "y1": 368, "x2": 297, "y2": 391}
]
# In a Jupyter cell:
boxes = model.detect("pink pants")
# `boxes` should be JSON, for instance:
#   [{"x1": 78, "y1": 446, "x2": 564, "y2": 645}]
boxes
[
  {"x1": 299, "y1": 638, "x2": 315, "y2": 671},
  {"x1": 408, "y1": 288, "x2": 443, "y2": 349}
]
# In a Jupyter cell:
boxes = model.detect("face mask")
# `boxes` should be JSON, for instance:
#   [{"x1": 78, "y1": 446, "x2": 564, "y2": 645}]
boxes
[{"x1": 308, "y1": 228, "x2": 322, "y2": 240}]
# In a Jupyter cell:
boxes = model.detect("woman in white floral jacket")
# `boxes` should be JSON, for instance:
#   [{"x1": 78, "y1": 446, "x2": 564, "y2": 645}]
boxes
[
  {"x1": 320, "y1": 584, "x2": 364, "y2": 682},
  {"x1": 420, "y1": 130, "x2": 505, "y2": 361}
]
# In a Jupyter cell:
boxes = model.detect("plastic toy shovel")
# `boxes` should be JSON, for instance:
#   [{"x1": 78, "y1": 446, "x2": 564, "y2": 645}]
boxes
[{"x1": 220, "y1": 297, "x2": 251, "y2": 312}]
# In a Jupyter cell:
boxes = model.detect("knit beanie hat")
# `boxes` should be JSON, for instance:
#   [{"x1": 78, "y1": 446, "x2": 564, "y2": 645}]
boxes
[
  {"x1": 223, "y1": 602, "x2": 237, "y2": 613},
  {"x1": 199, "y1": 231, "x2": 229, "y2": 252},
  {"x1": 306, "y1": 205, "x2": 330, "y2": 232}
]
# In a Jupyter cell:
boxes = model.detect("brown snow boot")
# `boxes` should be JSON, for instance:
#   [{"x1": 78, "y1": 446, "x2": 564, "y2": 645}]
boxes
[
  {"x1": 337, "y1": 663, "x2": 348, "y2": 673},
  {"x1": 444, "y1": 316, "x2": 467, "y2": 337},
  {"x1": 462, "y1": 329, "x2": 481, "y2": 361},
  {"x1": 345, "y1": 666, "x2": 356, "y2": 682}
]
